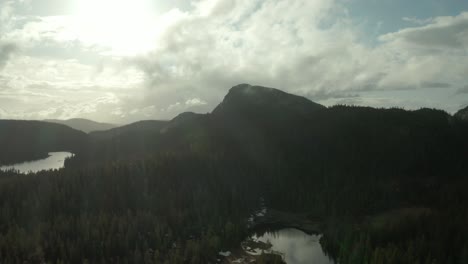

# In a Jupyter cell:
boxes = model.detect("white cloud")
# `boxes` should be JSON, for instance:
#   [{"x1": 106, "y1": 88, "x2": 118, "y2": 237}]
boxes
[
  {"x1": 185, "y1": 98, "x2": 207, "y2": 106},
  {"x1": 133, "y1": 0, "x2": 362, "y2": 101},
  {"x1": 0, "y1": 53, "x2": 144, "y2": 122},
  {"x1": 0, "y1": 1, "x2": 14, "y2": 22},
  {"x1": 402, "y1": 17, "x2": 433, "y2": 25},
  {"x1": 382, "y1": 12, "x2": 468, "y2": 50}
]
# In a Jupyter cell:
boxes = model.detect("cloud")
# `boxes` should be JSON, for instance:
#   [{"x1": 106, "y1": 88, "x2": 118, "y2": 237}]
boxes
[
  {"x1": 5, "y1": 16, "x2": 83, "y2": 48},
  {"x1": 1, "y1": 0, "x2": 468, "y2": 122},
  {"x1": 0, "y1": 1, "x2": 15, "y2": 22},
  {"x1": 420, "y1": 82, "x2": 452, "y2": 89},
  {"x1": 0, "y1": 107, "x2": 8, "y2": 118},
  {"x1": 166, "y1": 98, "x2": 209, "y2": 113},
  {"x1": 0, "y1": 53, "x2": 144, "y2": 122},
  {"x1": 132, "y1": 0, "x2": 368, "y2": 102},
  {"x1": 381, "y1": 12, "x2": 468, "y2": 50},
  {"x1": 456, "y1": 85, "x2": 468, "y2": 94},
  {"x1": 308, "y1": 89, "x2": 360, "y2": 101},
  {"x1": 402, "y1": 17, "x2": 433, "y2": 25},
  {"x1": 0, "y1": 89, "x2": 124, "y2": 121},
  {"x1": 0, "y1": 43, "x2": 18, "y2": 69},
  {"x1": 185, "y1": 98, "x2": 207, "y2": 106},
  {"x1": 132, "y1": 1, "x2": 468, "y2": 111}
]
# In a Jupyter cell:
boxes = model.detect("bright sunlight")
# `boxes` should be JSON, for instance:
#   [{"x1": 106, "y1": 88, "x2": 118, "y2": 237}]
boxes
[{"x1": 73, "y1": 0, "x2": 157, "y2": 56}]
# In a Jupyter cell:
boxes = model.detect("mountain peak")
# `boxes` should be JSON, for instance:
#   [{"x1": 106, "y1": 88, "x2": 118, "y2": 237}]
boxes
[
  {"x1": 227, "y1": 83, "x2": 299, "y2": 98},
  {"x1": 213, "y1": 84, "x2": 325, "y2": 116},
  {"x1": 171, "y1": 112, "x2": 202, "y2": 123},
  {"x1": 228, "y1": 83, "x2": 274, "y2": 94}
]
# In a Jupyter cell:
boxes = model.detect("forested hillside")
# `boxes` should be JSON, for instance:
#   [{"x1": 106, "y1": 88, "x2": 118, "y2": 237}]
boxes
[
  {"x1": 1, "y1": 84, "x2": 468, "y2": 263},
  {"x1": 0, "y1": 154, "x2": 260, "y2": 263},
  {"x1": 0, "y1": 120, "x2": 88, "y2": 165},
  {"x1": 45, "y1": 118, "x2": 117, "y2": 133}
]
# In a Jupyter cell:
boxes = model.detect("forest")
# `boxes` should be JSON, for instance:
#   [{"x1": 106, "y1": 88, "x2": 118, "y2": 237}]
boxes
[{"x1": 1, "y1": 84, "x2": 468, "y2": 263}]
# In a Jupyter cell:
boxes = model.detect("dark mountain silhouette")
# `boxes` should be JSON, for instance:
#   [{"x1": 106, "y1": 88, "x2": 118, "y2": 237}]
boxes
[
  {"x1": 5, "y1": 85, "x2": 466, "y2": 173},
  {"x1": 89, "y1": 120, "x2": 169, "y2": 139},
  {"x1": 455, "y1": 105, "x2": 468, "y2": 122},
  {"x1": 0, "y1": 120, "x2": 88, "y2": 165},
  {"x1": 67, "y1": 84, "x2": 467, "y2": 177},
  {"x1": 212, "y1": 83, "x2": 325, "y2": 118},
  {"x1": 169, "y1": 112, "x2": 204, "y2": 126},
  {"x1": 45, "y1": 118, "x2": 117, "y2": 133},
  {"x1": 1, "y1": 84, "x2": 468, "y2": 263},
  {"x1": 210, "y1": 84, "x2": 327, "y2": 161},
  {"x1": 73, "y1": 120, "x2": 170, "y2": 162},
  {"x1": 160, "y1": 112, "x2": 205, "y2": 134}
]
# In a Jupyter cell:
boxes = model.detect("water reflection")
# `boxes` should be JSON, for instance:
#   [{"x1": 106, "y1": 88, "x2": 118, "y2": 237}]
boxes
[
  {"x1": 0, "y1": 152, "x2": 73, "y2": 174},
  {"x1": 251, "y1": 228, "x2": 334, "y2": 264}
]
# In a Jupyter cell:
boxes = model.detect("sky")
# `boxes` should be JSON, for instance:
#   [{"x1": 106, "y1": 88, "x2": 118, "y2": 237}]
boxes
[{"x1": 0, "y1": 0, "x2": 467, "y2": 123}]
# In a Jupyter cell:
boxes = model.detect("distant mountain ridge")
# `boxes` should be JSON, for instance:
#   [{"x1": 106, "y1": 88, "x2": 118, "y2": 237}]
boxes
[
  {"x1": 45, "y1": 118, "x2": 117, "y2": 133},
  {"x1": 0, "y1": 120, "x2": 88, "y2": 165},
  {"x1": 89, "y1": 120, "x2": 169, "y2": 139},
  {"x1": 3, "y1": 84, "x2": 468, "y2": 168}
]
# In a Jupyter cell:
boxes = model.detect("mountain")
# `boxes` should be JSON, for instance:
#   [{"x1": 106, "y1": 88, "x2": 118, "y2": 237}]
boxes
[
  {"x1": 89, "y1": 120, "x2": 169, "y2": 139},
  {"x1": 70, "y1": 120, "x2": 170, "y2": 163},
  {"x1": 209, "y1": 84, "x2": 327, "y2": 164},
  {"x1": 160, "y1": 112, "x2": 205, "y2": 134},
  {"x1": 45, "y1": 118, "x2": 117, "y2": 133},
  {"x1": 212, "y1": 83, "x2": 325, "y2": 118},
  {"x1": 0, "y1": 120, "x2": 89, "y2": 165},
  {"x1": 2, "y1": 84, "x2": 468, "y2": 263},
  {"x1": 455, "y1": 105, "x2": 468, "y2": 122},
  {"x1": 69, "y1": 84, "x2": 466, "y2": 174},
  {"x1": 169, "y1": 112, "x2": 204, "y2": 126},
  {"x1": 67, "y1": 84, "x2": 463, "y2": 168}
]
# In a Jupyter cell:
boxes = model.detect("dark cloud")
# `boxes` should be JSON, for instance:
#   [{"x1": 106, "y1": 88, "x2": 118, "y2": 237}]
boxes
[
  {"x1": 0, "y1": 42, "x2": 18, "y2": 69},
  {"x1": 456, "y1": 85, "x2": 468, "y2": 94},
  {"x1": 309, "y1": 89, "x2": 360, "y2": 101},
  {"x1": 421, "y1": 82, "x2": 452, "y2": 89}
]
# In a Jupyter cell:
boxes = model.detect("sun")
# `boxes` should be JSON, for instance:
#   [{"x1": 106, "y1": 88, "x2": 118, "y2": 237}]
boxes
[{"x1": 73, "y1": 0, "x2": 157, "y2": 56}]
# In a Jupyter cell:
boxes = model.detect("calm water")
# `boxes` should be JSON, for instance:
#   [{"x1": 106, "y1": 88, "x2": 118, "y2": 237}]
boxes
[
  {"x1": 251, "y1": 228, "x2": 335, "y2": 264},
  {"x1": 0, "y1": 152, "x2": 73, "y2": 174}
]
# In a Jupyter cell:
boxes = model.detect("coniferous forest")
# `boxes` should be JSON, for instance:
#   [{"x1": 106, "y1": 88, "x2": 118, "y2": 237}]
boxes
[{"x1": 1, "y1": 84, "x2": 468, "y2": 263}]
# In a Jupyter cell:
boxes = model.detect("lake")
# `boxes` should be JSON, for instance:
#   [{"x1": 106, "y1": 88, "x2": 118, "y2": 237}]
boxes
[
  {"x1": 244, "y1": 228, "x2": 335, "y2": 264},
  {"x1": 0, "y1": 152, "x2": 74, "y2": 174}
]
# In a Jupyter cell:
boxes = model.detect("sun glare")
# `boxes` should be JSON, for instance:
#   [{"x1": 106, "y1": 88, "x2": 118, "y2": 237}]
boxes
[{"x1": 73, "y1": 0, "x2": 157, "y2": 56}]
